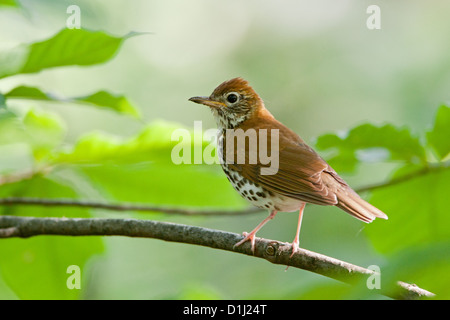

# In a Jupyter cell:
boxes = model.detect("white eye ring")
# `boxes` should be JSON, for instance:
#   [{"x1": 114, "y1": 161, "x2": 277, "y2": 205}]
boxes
[{"x1": 225, "y1": 92, "x2": 240, "y2": 104}]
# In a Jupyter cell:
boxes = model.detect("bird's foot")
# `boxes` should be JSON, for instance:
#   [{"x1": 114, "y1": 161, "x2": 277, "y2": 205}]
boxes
[
  {"x1": 234, "y1": 231, "x2": 256, "y2": 253},
  {"x1": 290, "y1": 239, "x2": 300, "y2": 258},
  {"x1": 284, "y1": 239, "x2": 301, "y2": 271}
]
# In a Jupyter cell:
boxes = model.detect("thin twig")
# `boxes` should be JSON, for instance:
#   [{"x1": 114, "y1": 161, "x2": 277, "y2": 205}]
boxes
[
  {"x1": 0, "y1": 197, "x2": 262, "y2": 215},
  {"x1": 354, "y1": 164, "x2": 447, "y2": 193},
  {"x1": 0, "y1": 215, "x2": 434, "y2": 300},
  {"x1": 1, "y1": 164, "x2": 448, "y2": 215}
]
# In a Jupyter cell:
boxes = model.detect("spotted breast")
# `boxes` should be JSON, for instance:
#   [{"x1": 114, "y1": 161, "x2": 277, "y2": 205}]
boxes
[{"x1": 218, "y1": 130, "x2": 304, "y2": 213}]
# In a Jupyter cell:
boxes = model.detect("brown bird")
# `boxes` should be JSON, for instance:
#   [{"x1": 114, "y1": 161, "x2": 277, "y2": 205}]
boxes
[{"x1": 189, "y1": 77, "x2": 387, "y2": 255}]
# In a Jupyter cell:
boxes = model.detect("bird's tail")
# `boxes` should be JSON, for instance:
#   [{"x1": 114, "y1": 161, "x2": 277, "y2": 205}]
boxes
[{"x1": 336, "y1": 188, "x2": 388, "y2": 223}]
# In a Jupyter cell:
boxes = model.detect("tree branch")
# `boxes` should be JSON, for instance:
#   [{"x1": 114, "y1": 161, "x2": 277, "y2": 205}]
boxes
[
  {"x1": 0, "y1": 197, "x2": 262, "y2": 215},
  {"x1": 355, "y1": 163, "x2": 448, "y2": 193},
  {"x1": 1, "y1": 164, "x2": 448, "y2": 215},
  {"x1": 0, "y1": 215, "x2": 434, "y2": 300}
]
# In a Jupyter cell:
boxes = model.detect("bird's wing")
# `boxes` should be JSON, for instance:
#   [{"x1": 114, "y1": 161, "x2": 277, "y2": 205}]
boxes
[
  {"x1": 224, "y1": 116, "x2": 340, "y2": 206},
  {"x1": 224, "y1": 115, "x2": 388, "y2": 222}
]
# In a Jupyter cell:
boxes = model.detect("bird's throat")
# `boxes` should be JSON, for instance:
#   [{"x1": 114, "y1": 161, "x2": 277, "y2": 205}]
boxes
[{"x1": 211, "y1": 108, "x2": 250, "y2": 130}]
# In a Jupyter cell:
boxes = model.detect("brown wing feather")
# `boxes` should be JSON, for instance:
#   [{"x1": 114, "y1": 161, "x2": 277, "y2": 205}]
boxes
[
  {"x1": 225, "y1": 108, "x2": 338, "y2": 206},
  {"x1": 225, "y1": 107, "x2": 388, "y2": 222}
]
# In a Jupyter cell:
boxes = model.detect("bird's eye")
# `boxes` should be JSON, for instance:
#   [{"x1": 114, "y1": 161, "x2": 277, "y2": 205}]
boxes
[{"x1": 226, "y1": 92, "x2": 239, "y2": 104}]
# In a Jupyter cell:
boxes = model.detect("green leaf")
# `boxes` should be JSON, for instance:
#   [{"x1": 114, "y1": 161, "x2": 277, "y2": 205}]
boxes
[
  {"x1": 316, "y1": 123, "x2": 426, "y2": 172},
  {"x1": 22, "y1": 109, "x2": 66, "y2": 160},
  {"x1": 51, "y1": 121, "x2": 199, "y2": 165},
  {"x1": 0, "y1": 177, "x2": 104, "y2": 299},
  {"x1": 5, "y1": 86, "x2": 140, "y2": 118},
  {"x1": 0, "y1": 110, "x2": 35, "y2": 173},
  {"x1": 0, "y1": 28, "x2": 140, "y2": 79},
  {"x1": 365, "y1": 166, "x2": 450, "y2": 254},
  {"x1": 0, "y1": 0, "x2": 18, "y2": 7},
  {"x1": 0, "y1": 45, "x2": 28, "y2": 79},
  {"x1": 73, "y1": 90, "x2": 140, "y2": 118},
  {"x1": 427, "y1": 104, "x2": 450, "y2": 161},
  {"x1": 0, "y1": 108, "x2": 65, "y2": 164},
  {"x1": 0, "y1": 109, "x2": 28, "y2": 146},
  {"x1": 4, "y1": 86, "x2": 50, "y2": 100}
]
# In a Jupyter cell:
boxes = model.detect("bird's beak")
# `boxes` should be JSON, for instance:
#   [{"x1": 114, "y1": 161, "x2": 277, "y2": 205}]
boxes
[{"x1": 189, "y1": 96, "x2": 225, "y2": 109}]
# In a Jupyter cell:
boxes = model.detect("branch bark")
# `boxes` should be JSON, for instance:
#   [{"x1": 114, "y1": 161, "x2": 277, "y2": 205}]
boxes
[{"x1": 0, "y1": 215, "x2": 434, "y2": 300}]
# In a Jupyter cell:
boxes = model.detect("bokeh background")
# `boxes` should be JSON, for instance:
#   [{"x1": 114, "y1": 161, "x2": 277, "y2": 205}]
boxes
[{"x1": 0, "y1": 0, "x2": 449, "y2": 299}]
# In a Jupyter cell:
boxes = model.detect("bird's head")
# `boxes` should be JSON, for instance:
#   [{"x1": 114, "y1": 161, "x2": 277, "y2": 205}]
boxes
[{"x1": 189, "y1": 77, "x2": 264, "y2": 129}]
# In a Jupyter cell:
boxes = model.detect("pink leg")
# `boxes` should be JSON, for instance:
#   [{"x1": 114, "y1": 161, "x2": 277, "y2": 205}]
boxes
[
  {"x1": 234, "y1": 210, "x2": 277, "y2": 253},
  {"x1": 290, "y1": 203, "x2": 305, "y2": 258}
]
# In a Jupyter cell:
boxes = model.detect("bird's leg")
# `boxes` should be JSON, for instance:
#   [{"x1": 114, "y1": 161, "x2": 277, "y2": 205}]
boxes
[
  {"x1": 234, "y1": 210, "x2": 277, "y2": 253},
  {"x1": 290, "y1": 203, "x2": 305, "y2": 258}
]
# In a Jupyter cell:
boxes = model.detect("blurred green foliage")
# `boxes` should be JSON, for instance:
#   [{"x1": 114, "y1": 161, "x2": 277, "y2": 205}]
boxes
[
  {"x1": 0, "y1": 177, "x2": 104, "y2": 299},
  {"x1": 5, "y1": 86, "x2": 140, "y2": 118},
  {"x1": 316, "y1": 123, "x2": 427, "y2": 172},
  {"x1": 0, "y1": 0, "x2": 17, "y2": 8},
  {"x1": 317, "y1": 105, "x2": 450, "y2": 298},
  {"x1": 0, "y1": 2, "x2": 449, "y2": 300},
  {"x1": 427, "y1": 105, "x2": 450, "y2": 160}
]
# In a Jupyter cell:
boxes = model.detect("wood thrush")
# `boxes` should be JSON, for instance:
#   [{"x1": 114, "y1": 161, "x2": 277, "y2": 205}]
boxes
[{"x1": 189, "y1": 77, "x2": 387, "y2": 255}]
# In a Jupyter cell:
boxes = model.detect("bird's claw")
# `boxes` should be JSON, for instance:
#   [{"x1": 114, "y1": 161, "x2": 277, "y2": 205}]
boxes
[
  {"x1": 290, "y1": 240, "x2": 299, "y2": 258},
  {"x1": 234, "y1": 232, "x2": 256, "y2": 253}
]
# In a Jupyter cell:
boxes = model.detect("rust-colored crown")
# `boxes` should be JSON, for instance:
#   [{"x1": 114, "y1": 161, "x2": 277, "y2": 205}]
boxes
[{"x1": 211, "y1": 77, "x2": 256, "y2": 98}]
